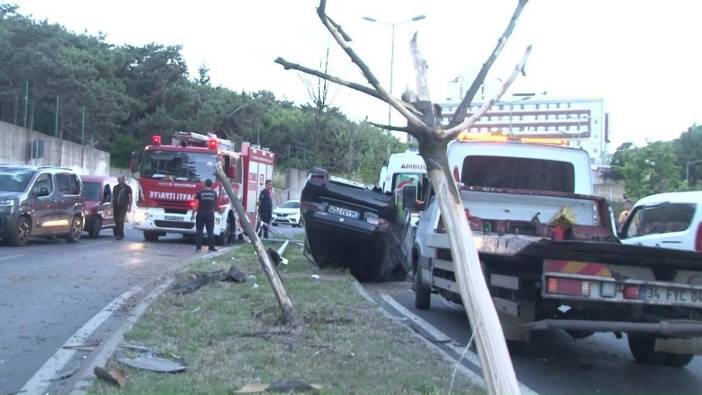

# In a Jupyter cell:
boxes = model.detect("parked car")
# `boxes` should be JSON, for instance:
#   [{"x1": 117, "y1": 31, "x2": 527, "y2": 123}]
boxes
[
  {"x1": 81, "y1": 175, "x2": 117, "y2": 238},
  {"x1": 271, "y1": 200, "x2": 302, "y2": 227},
  {"x1": 620, "y1": 191, "x2": 702, "y2": 252},
  {"x1": 0, "y1": 165, "x2": 85, "y2": 246}
]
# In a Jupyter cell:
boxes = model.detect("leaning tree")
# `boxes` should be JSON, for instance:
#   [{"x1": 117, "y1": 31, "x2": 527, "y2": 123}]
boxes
[{"x1": 276, "y1": 1, "x2": 530, "y2": 394}]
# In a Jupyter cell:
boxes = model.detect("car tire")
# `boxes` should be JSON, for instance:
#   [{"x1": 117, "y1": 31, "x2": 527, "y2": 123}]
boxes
[
  {"x1": 414, "y1": 263, "x2": 431, "y2": 310},
  {"x1": 627, "y1": 335, "x2": 666, "y2": 364},
  {"x1": 215, "y1": 220, "x2": 231, "y2": 246},
  {"x1": 89, "y1": 217, "x2": 102, "y2": 239},
  {"x1": 65, "y1": 216, "x2": 83, "y2": 243},
  {"x1": 8, "y1": 216, "x2": 32, "y2": 246},
  {"x1": 664, "y1": 353, "x2": 694, "y2": 367},
  {"x1": 143, "y1": 231, "x2": 160, "y2": 242}
]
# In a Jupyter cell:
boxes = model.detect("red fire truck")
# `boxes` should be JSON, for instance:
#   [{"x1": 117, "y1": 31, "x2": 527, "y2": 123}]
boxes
[{"x1": 130, "y1": 131, "x2": 275, "y2": 243}]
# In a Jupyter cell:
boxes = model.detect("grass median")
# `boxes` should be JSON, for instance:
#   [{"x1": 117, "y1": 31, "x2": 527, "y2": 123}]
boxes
[{"x1": 89, "y1": 236, "x2": 480, "y2": 395}]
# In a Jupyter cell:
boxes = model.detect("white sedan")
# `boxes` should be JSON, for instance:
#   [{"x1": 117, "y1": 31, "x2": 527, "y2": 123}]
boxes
[{"x1": 271, "y1": 200, "x2": 303, "y2": 227}]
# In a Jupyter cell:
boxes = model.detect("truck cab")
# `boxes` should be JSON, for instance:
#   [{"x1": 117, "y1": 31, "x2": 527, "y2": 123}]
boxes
[{"x1": 132, "y1": 132, "x2": 274, "y2": 244}]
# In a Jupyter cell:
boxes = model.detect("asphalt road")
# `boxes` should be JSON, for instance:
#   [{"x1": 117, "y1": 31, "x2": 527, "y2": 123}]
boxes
[{"x1": 377, "y1": 283, "x2": 702, "y2": 395}]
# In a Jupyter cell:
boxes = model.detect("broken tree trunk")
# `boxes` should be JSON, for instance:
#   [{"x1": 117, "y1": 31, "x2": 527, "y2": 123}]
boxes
[
  {"x1": 276, "y1": 1, "x2": 531, "y2": 393},
  {"x1": 214, "y1": 164, "x2": 296, "y2": 326}
]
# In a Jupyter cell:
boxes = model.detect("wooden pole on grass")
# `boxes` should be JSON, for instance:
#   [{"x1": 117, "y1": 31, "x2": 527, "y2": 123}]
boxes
[{"x1": 214, "y1": 164, "x2": 296, "y2": 326}]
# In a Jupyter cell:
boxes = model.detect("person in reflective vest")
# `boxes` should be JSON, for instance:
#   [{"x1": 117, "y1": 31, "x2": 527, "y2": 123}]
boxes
[{"x1": 193, "y1": 179, "x2": 217, "y2": 252}]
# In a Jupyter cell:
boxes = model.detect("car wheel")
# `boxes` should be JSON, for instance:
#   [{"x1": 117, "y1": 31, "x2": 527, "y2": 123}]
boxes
[
  {"x1": 627, "y1": 335, "x2": 667, "y2": 364},
  {"x1": 215, "y1": 220, "x2": 231, "y2": 246},
  {"x1": 414, "y1": 263, "x2": 431, "y2": 310},
  {"x1": 9, "y1": 216, "x2": 32, "y2": 246},
  {"x1": 664, "y1": 353, "x2": 694, "y2": 367},
  {"x1": 65, "y1": 216, "x2": 83, "y2": 243},
  {"x1": 89, "y1": 217, "x2": 102, "y2": 239},
  {"x1": 143, "y1": 231, "x2": 160, "y2": 242}
]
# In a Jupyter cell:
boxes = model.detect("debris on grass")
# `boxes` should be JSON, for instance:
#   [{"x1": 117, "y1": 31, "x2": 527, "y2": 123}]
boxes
[
  {"x1": 94, "y1": 366, "x2": 128, "y2": 387},
  {"x1": 115, "y1": 345, "x2": 186, "y2": 373},
  {"x1": 223, "y1": 265, "x2": 247, "y2": 283},
  {"x1": 169, "y1": 270, "x2": 224, "y2": 295}
]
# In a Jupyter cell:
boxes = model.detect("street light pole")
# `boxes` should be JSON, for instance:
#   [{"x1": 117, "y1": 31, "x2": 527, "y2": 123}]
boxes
[{"x1": 362, "y1": 14, "x2": 426, "y2": 141}]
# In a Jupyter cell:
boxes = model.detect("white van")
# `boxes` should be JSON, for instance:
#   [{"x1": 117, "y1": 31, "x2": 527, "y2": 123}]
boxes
[{"x1": 620, "y1": 191, "x2": 702, "y2": 252}]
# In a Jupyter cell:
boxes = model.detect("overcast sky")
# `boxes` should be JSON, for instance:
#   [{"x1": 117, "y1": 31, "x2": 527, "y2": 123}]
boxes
[{"x1": 13, "y1": 0, "x2": 702, "y2": 152}]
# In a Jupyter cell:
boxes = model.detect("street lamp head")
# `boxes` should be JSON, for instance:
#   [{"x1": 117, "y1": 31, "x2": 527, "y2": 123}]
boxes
[
  {"x1": 362, "y1": 16, "x2": 377, "y2": 22},
  {"x1": 412, "y1": 15, "x2": 426, "y2": 21}
]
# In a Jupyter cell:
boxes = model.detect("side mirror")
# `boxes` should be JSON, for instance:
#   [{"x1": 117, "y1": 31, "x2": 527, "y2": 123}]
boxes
[
  {"x1": 226, "y1": 165, "x2": 237, "y2": 178},
  {"x1": 402, "y1": 185, "x2": 418, "y2": 211}
]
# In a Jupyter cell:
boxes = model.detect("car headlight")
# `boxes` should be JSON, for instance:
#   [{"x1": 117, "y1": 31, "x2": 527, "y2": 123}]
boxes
[{"x1": 0, "y1": 199, "x2": 15, "y2": 213}]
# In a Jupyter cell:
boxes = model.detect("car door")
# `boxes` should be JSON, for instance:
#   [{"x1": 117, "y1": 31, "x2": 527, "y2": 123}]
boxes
[
  {"x1": 27, "y1": 173, "x2": 57, "y2": 234},
  {"x1": 53, "y1": 173, "x2": 78, "y2": 233}
]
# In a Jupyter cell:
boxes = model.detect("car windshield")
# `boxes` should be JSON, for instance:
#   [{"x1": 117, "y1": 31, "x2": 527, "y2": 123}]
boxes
[
  {"x1": 0, "y1": 168, "x2": 35, "y2": 192},
  {"x1": 280, "y1": 201, "x2": 300, "y2": 209},
  {"x1": 141, "y1": 150, "x2": 218, "y2": 182},
  {"x1": 83, "y1": 182, "x2": 102, "y2": 201}
]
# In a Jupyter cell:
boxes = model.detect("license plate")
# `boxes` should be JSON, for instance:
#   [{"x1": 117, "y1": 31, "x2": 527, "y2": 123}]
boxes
[
  {"x1": 164, "y1": 215, "x2": 184, "y2": 222},
  {"x1": 640, "y1": 285, "x2": 702, "y2": 306},
  {"x1": 328, "y1": 205, "x2": 360, "y2": 219}
]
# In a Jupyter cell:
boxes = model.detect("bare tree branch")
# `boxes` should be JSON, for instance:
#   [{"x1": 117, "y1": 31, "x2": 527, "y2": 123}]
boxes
[
  {"x1": 317, "y1": 0, "x2": 430, "y2": 131},
  {"x1": 410, "y1": 33, "x2": 432, "y2": 102},
  {"x1": 276, "y1": 57, "x2": 385, "y2": 102},
  {"x1": 448, "y1": 0, "x2": 529, "y2": 128},
  {"x1": 368, "y1": 121, "x2": 411, "y2": 133},
  {"x1": 275, "y1": 57, "x2": 424, "y2": 117},
  {"x1": 441, "y1": 45, "x2": 532, "y2": 141}
]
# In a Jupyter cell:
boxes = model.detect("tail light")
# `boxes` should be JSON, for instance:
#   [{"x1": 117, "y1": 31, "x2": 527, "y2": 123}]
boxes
[
  {"x1": 300, "y1": 201, "x2": 323, "y2": 214},
  {"x1": 695, "y1": 222, "x2": 702, "y2": 252},
  {"x1": 546, "y1": 277, "x2": 590, "y2": 296}
]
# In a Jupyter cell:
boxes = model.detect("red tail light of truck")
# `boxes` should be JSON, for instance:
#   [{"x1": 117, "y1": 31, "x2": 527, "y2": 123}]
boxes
[{"x1": 546, "y1": 277, "x2": 590, "y2": 297}]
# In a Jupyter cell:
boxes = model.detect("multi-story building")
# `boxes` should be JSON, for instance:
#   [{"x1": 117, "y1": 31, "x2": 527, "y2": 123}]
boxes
[{"x1": 439, "y1": 97, "x2": 610, "y2": 166}]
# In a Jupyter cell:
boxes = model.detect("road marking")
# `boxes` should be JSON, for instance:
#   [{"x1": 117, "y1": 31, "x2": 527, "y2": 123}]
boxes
[
  {"x1": 380, "y1": 293, "x2": 539, "y2": 395},
  {"x1": 20, "y1": 285, "x2": 142, "y2": 395},
  {"x1": 0, "y1": 254, "x2": 23, "y2": 262}
]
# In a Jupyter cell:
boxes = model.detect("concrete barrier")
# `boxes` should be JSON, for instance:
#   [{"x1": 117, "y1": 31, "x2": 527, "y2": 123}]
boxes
[{"x1": 0, "y1": 121, "x2": 110, "y2": 175}]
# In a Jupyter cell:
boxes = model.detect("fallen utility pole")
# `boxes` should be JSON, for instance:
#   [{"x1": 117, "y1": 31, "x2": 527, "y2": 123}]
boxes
[{"x1": 214, "y1": 164, "x2": 296, "y2": 326}]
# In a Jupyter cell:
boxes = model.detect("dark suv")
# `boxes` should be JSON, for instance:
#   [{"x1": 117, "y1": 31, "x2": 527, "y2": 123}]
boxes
[{"x1": 0, "y1": 166, "x2": 85, "y2": 246}]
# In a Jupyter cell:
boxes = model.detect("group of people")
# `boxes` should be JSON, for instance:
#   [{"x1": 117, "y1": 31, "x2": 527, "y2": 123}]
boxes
[{"x1": 105, "y1": 176, "x2": 275, "y2": 249}]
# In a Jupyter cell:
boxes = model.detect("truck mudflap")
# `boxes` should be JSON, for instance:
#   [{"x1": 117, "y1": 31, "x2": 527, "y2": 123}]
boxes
[{"x1": 526, "y1": 319, "x2": 702, "y2": 338}]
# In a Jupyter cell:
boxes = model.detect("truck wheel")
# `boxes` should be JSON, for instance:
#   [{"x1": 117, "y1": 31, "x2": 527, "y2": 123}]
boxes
[
  {"x1": 89, "y1": 217, "x2": 102, "y2": 239},
  {"x1": 65, "y1": 216, "x2": 83, "y2": 243},
  {"x1": 143, "y1": 231, "x2": 160, "y2": 242},
  {"x1": 627, "y1": 335, "x2": 666, "y2": 364},
  {"x1": 665, "y1": 353, "x2": 694, "y2": 367},
  {"x1": 8, "y1": 216, "x2": 32, "y2": 246},
  {"x1": 414, "y1": 265, "x2": 431, "y2": 310}
]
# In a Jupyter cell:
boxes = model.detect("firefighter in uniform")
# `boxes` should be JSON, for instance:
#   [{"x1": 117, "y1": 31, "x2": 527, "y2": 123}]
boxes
[{"x1": 193, "y1": 179, "x2": 218, "y2": 252}]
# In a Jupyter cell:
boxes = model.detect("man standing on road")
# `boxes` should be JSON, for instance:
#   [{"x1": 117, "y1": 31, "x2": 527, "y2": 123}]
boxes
[
  {"x1": 112, "y1": 175, "x2": 132, "y2": 240},
  {"x1": 193, "y1": 179, "x2": 217, "y2": 252},
  {"x1": 258, "y1": 180, "x2": 273, "y2": 239}
]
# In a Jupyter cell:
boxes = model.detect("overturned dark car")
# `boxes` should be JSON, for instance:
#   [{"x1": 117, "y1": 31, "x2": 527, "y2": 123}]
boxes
[{"x1": 300, "y1": 168, "x2": 414, "y2": 282}]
